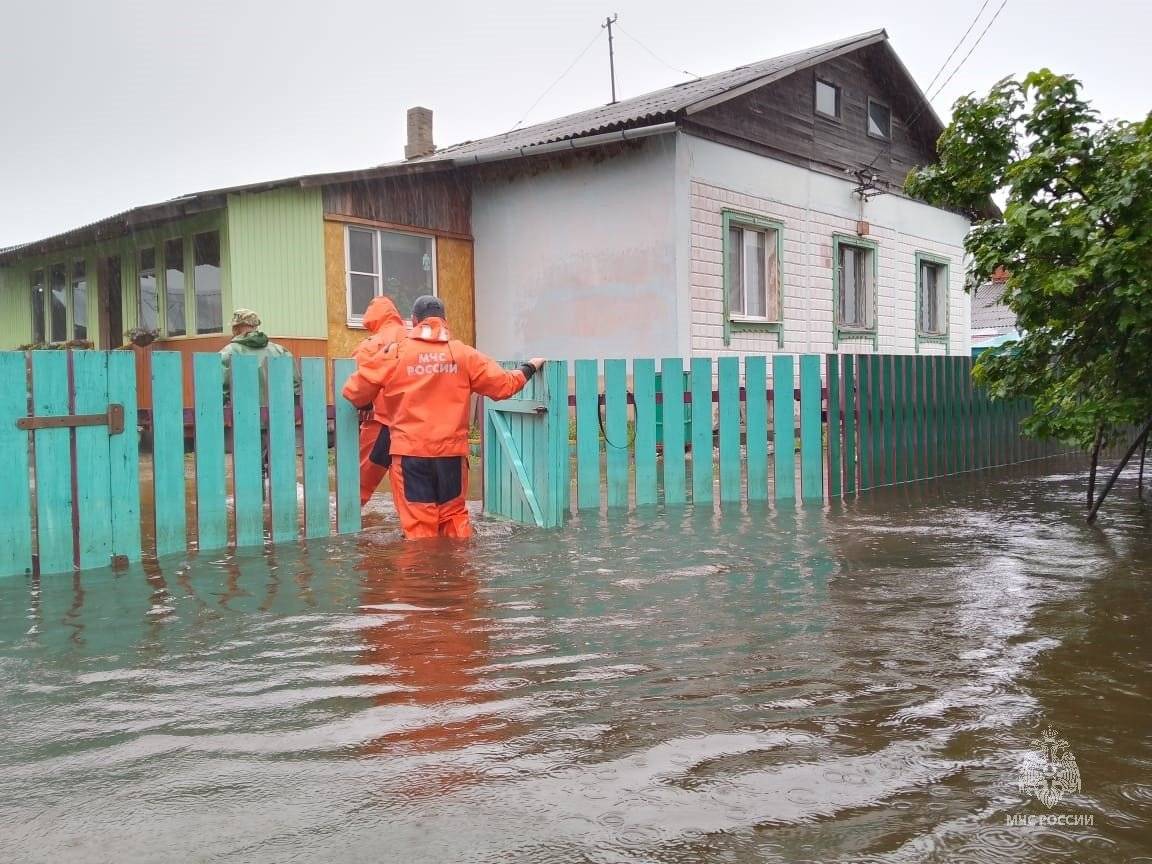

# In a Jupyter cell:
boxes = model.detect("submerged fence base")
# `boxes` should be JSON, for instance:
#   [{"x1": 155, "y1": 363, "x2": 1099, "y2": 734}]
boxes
[
  {"x1": 0, "y1": 350, "x2": 361, "y2": 578},
  {"x1": 483, "y1": 353, "x2": 1073, "y2": 526}
]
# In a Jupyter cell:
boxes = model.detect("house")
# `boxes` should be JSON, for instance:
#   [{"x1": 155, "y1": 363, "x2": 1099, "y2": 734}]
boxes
[
  {"x1": 0, "y1": 29, "x2": 978, "y2": 388},
  {"x1": 970, "y1": 270, "x2": 1019, "y2": 354}
]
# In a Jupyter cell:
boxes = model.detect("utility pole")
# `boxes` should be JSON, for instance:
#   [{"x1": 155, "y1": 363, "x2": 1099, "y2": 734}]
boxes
[{"x1": 603, "y1": 13, "x2": 619, "y2": 104}]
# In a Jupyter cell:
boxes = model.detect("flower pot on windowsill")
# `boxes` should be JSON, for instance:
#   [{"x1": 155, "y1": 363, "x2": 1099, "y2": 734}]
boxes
[{"x1": 121, "y1": 328, "x2": 159, "y2": 349}]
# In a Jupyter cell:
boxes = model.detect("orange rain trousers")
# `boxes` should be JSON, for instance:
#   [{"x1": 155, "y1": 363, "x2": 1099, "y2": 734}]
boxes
[
  {"x1": 359, "y1": 418, "x2": 390, "y2": 506},
  {"x1": 389, "y1": 455, "x2": 471, "y2": 539}
]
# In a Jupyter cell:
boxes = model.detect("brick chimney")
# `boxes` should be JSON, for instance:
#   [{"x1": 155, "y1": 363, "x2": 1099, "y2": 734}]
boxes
[{"x1": 404, "y1": 106, "x2": 435, "y2": 160}]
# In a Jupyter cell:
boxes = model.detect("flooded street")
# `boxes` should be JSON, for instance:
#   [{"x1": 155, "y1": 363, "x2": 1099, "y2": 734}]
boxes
[{"x1": 1, "y1": 457, "x2": 1149, "y2": 863}]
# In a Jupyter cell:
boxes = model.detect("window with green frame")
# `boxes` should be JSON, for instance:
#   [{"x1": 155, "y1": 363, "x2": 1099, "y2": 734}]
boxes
[
  {"x1": 833, "y1": 234, "x2": 878, "y2": 346},
  {"x1": 721, "y1": 210, "x2": 784, "y2": 346},
  {"x1": 916, "y1": 252, "x2": 950, "y2": 349}
]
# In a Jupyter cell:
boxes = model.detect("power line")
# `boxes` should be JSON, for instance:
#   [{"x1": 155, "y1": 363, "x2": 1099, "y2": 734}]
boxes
[
  {"x1": 508, "y1": 28, "x2": 605, "y2": 132},
  {"x1": 921, "y1": 0, "x2": 993, "y2": 99},
  {"x1": 905, "y1": 0, "x2": 1008, "y2": 132},
  {"x1": 929, "y1": 0, "x2": 1010, "y2": 101},
  {"x1": 614, "y1": 23, "x2": 699, "y2": 80}
]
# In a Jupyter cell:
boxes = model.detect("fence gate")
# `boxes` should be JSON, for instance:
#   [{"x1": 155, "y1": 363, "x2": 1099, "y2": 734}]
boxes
[
  {"x1": 0, "y1": 351, "x2": 141, "y2": 576},
  {"x1": 483, "y1": 361, "x2": 568, "y2": 528}
]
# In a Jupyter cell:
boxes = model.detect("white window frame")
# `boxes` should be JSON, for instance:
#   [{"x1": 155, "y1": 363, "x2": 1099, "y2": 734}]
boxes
[{"x1": 344, "y1": 224, "x2": 438, "y2": 327}]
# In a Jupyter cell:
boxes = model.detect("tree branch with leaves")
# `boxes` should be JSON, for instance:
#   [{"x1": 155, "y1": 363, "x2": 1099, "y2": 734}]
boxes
[{"x1": 907, "y1": 70, "x2": 1152, "y2": 521}]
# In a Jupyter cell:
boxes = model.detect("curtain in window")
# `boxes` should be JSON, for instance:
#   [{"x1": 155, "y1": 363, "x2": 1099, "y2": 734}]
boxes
[
  {"x1": 71, "y1": 261, "x2": 87, "y2": 340},
  {"x1": 165, "y1": 239, "x2": 186, "y2": 337},
  {"x1": 49, "y1": 264, "x2": 67, "y2": 342},
  {"x1": 139, "y1": 248, "x2": 159, "y2": 332}
]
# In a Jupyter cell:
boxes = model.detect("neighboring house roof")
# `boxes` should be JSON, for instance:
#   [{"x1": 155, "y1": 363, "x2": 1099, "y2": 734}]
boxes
[
  {"x1": 1, "y1": 28, "x2": 944, "y2": 264},
  {"x1": 972, "y1": 328, "x2": 1021, "y2": 351},
  {"x1": 971, "y1": 280, "x2": 1017, "y2": 334}
]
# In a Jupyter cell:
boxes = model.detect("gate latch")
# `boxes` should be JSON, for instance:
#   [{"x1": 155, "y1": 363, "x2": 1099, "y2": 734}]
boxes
[{"x1": 17, "y1": 404, "x2": 125, "y2": 435}]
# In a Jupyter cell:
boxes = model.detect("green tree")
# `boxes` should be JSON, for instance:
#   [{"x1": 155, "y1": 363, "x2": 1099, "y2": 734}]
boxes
[{"x1": 907, "y1": 70, "x2": 1152, "y2": 521}]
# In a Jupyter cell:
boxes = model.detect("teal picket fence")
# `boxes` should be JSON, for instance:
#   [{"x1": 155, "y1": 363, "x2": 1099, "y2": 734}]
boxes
[
  {"x1": 482, "y1": 354, "x2": 1071, "y2": 524},
  {"x1": 0, "y1": 350, "x2": 361, "y2": 578}
]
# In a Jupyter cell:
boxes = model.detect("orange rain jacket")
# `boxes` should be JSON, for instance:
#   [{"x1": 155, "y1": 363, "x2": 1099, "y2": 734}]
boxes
[
  {"x1": 352, "y1": 297, "x2": 407, "y2": 422},
  {"x1": 342, "y1": 317, "x2": 532, "y2": 458}
]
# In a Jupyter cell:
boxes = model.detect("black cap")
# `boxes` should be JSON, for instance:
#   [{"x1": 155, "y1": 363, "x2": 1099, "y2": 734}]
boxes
[{"x1": 411, "y1": 295, "x2": 446, "y2": 323}]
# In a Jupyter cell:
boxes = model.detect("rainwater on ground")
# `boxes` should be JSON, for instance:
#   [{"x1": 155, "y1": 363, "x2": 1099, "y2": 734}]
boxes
[{"x1": 1, "y1": 457, "x2": 1150, "y2": 863}]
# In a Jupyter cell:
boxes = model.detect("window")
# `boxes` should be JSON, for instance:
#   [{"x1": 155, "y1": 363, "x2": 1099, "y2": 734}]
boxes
[
  {"x1": 727, "y1": 223, "x2": 780, "y2": 320},
  {"x1": 164, "y1": 238, "x2": 186, "y2": 337},
  {"x1": 815, "y1": 79, "x2": 840, "y2": 119},
  {"x1": 917, "y1": 255, "x2": 949, "y2": 338},
  {"x1": 71, "y1": 261, "x2": 87, "y2": 340},
  {"x1": 868, "y1": 98, "x2": 891, "y2": 140},
  {"x1": 49, "y1": 263, "x2": 67, "y2": 343},
  {"x1": 193, "y1": 232, "x2": 222, "y2": 334},
  {"x1": 346, "y1": 226, "x2": 436, "y2": 324},
  {"x1": 835, "y1": 239, "x2": 876, "y2": 331},
  {"x1": 139, "y1": 248, "x2": 159, "y2": 332},
  {"x1": 347, "y1": 227, "x2": 378, "y2": 320},
  {"x1": 30, "y1": 270, "x2": 46, "y2": 344}
]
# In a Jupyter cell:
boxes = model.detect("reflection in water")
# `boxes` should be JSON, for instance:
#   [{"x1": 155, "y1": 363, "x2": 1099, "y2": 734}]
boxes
[
  {"x1": 0, "y1": 458, "x2": 1149, "y2": 863},
  {"x1": 356, "y1": 540, "x2": 509, "y2": 767}
]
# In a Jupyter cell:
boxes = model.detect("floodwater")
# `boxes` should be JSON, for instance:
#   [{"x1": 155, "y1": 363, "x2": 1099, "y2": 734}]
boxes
[{"x1": 1, "y1": 459, "x2": 1150, "y2": 863}]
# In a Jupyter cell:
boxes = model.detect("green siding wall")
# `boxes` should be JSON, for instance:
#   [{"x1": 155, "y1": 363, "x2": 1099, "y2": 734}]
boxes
[
  {"x1": 226, "y1": 187, "x2": 326, "y2": 339},
  {"x1": 0, "y1": 263, "x2": 33, "y2": 347}
]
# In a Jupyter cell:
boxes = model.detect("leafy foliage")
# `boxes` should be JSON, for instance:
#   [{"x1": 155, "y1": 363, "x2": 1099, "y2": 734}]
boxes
[{"x1": 907, "y1": 71, "x2": 1152, "y2": 450}]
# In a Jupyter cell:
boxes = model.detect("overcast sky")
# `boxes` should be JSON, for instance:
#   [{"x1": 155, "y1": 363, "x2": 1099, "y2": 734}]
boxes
[{"x1": 2, "y1": 0, "x2": 1148, "y2": 247}]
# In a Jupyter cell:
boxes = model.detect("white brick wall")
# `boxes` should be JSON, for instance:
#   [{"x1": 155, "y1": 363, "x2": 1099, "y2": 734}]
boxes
[{"x1": 689, "y1": 179, "x2": 969, "y2": 360}]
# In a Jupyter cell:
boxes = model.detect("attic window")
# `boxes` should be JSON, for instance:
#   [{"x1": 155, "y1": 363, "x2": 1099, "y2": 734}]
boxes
[
  {"x1": 867, "y1": 99, "x2": 891, "y2": 140},
  {"x1": 815, "y1": 80, "x2": 840, "y2": 119}
]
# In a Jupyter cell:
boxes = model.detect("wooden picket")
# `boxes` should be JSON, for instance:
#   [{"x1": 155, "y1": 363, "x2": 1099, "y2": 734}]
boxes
[{"x1": 0, "y1": 349, "x2": 364, "y2": 579}]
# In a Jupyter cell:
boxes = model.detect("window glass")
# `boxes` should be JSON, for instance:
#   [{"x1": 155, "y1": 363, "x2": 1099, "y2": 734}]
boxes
[
  {"x1": 727, "y1": 226, "x2": 744, "y2": 316},
  {"x1": 139, "y1": 248, "x2": 159, "y2": 332},
  {"x1": 868, "y1": 100, "x2": 891, "y2": 139},
  {"x1": 193, "y1": 232, "x2": 222, "y2": 334},
  {"x1": 348, "y1": 228, "x2": 377, "y2": 275},
  {"x1": 49, "y1": 263, "x2": 67, "y2": 342},
  {"x1": 838, "y1": 243, "x2": 874, "y2": 329},
  {"x1": 816, "y1": 80, "x2": 839, "y2": 118},
  {"x1": 71, "y1": 260, "x2": 88, "y2": 340},
  {"x1": 920, "y1": 261, "x2": 945, "y2": 334},
  {"x1": 743, "y1": 229, "x2": 767, "y2": 318},
  {"x1": 380, "y1": 230, "x2": 435, "y2": 321},
  {"x1": 29, "y1": 269, "x2": 46, "y2": 344},
  {"x1": 164, "y1": 238, "x2": 186, "y2": 337},
  {"x1": 727, "y1": 222, "x2": 781, "y2": 322},
  {"x1": 349, "y1": 274, "x2": 378, "y2": 319}
]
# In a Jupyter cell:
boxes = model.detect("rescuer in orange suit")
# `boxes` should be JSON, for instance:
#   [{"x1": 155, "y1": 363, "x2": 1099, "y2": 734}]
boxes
[
  {"x1": 351, "y1": 296, "x2": 407, "y2": 506},
  {"x1": 342, "y1": 295, "x2": 545, "y2": 539}
]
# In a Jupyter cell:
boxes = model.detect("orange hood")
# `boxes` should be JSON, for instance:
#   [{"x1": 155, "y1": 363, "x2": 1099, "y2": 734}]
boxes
[{"x1": 363, "y1": 296, "x2": 403, "y2": 334}]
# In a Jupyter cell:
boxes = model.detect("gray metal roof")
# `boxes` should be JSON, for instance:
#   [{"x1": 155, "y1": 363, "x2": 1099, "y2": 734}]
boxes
[
  {"x1": 411, "y1": 29, "x2": 891, "y2": 163},
  {"x1": 971, "y1": 281, "x2": 1017, "y2": 333}
]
